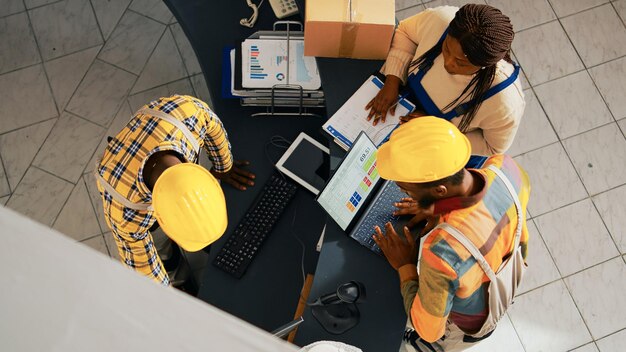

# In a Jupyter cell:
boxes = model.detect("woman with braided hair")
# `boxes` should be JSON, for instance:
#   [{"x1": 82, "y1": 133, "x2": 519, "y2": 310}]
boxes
[{"x1": 366, "y1": 4, "x2": 525, "y2": 168}]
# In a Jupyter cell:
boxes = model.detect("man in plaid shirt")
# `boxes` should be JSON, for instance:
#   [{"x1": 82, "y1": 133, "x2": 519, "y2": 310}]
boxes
[{"x1": 96, "y1": 95, "x2": 255, "y2": 285}]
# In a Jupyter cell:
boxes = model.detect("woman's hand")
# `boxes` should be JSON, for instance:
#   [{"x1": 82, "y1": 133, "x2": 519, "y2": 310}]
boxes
[
  {"x1": 365, "y1": 75, "x2": 402, "y2": 126},
  {"x1": 211, "y1": 160, "x2": 255, "y2": 191}
]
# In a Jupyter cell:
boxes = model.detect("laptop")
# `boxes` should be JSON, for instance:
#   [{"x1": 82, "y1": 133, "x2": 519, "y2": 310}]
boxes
[{"x1": 316, "y1": 132, "x2": 409, "y2": 254}]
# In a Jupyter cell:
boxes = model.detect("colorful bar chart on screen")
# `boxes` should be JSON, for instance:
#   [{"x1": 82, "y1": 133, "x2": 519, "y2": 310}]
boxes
[{"x1": 316, "y1": 135, "x2": 382, "y2": 229}]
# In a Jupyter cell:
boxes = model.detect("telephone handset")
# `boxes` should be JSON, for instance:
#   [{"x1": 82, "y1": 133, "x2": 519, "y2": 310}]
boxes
[{"x1": 240, "y1": 0, "x2": 299, "y2": 28}]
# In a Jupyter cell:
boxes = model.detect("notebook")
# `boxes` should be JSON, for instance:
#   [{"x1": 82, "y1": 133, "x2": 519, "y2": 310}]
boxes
[{"x1": 316, "y1": 132, "x2": 409, "y2": 254}]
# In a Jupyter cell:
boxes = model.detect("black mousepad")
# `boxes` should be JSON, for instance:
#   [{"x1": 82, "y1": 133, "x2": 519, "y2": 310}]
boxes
[{"x1": 311, "y1": 303, "x2": 360, "y2": 335}]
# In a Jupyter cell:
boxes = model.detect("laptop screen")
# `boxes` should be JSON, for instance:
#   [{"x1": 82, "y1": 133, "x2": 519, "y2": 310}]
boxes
[{"x1": 316, "y1": 133, "x2": 382, "y2": 230}]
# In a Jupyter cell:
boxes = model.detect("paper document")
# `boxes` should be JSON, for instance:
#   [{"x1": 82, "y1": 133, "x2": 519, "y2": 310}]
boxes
[
  {"x1": 225, "y1": 48, "x2": 324, "y2": 98},
  {"x1": 322, "y1": 75, "x2": 415, "y2": 149},
  {"x1": 242, "y1": 39, "x2": 321, "y2": 90}
]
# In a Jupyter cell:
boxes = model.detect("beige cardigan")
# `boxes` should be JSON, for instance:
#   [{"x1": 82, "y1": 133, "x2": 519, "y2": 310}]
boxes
[{"x1": 382, "y1": 6, "x2": 525, "y2": 156}]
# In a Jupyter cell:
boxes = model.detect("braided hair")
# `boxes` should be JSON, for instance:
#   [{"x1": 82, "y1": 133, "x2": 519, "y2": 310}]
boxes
[{"x1": 408, "y1": 4, "x2": 515, "y2": 132}]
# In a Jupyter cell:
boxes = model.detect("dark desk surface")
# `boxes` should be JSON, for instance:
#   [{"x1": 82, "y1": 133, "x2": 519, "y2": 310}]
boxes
[
  {"x1": 164, "y1": 0, "x2": 406, "y2": 349},
  {"x1": 164, "y1": 0, "x2": 327, "y2": 332}
]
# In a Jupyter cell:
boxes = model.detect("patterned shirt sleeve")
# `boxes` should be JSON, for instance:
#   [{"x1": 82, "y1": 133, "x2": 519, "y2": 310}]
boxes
[
  {"x1": 410, "y1": 231, "x2": 459, "y2": 342},
  {"x1": 194, "y1": 99, "x2": 233, "y2": 173},
  {"x1": 401, "y1": 279, "x2": 419, "y2": 317}
]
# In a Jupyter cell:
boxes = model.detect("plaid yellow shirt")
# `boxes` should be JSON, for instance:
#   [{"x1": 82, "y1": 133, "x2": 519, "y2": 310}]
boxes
[{"x1": 96, "y1": 95, "x2": 233, "y2": 285}]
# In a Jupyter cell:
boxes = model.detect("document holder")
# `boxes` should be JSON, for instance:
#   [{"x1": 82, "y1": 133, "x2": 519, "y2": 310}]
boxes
[{"x1": 239, "y1": 21, "x2": 325, "y2": 117}]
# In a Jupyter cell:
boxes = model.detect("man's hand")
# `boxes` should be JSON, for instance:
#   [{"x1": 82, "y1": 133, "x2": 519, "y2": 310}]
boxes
[
  {"x1": 211, "y1": 160, "x2": 255, "y2": 191},
  {"x1": 393, "y1": 198, "x2": 435, "y2": 230},
  {"x1": 399, "y1": 110, "x2": 428, "y2": 124},
  {"x1": 373, "y1": 223, "x2": 418, "y2": 270}
]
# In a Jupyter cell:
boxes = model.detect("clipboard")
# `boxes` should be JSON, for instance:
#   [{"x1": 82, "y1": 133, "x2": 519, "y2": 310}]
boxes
[{"x1": 322, "y1": 75, "x2": 415, "y2": 150}]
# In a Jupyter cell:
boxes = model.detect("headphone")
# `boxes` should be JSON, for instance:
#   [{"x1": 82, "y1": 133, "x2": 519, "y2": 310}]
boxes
[{"x1": 240, "y1": 0, "x2": 264, "y2": 28}]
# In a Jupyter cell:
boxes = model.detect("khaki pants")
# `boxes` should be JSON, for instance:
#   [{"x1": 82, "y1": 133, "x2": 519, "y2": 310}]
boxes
[{"x1": 400, "y1": 319, "x2": 492, "y2": 352}]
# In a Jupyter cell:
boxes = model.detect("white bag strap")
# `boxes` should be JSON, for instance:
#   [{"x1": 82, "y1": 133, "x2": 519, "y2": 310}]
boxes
[
  {"x1": 487, "y1": 165, "x2": 523, "y2": 250},
  {"x1": 95, "y1": 108, "x2": 201, "y2": 211},
  {"x1": 94, "y1": 161, "x2": 154, "y2": 211},
  {"x1": 438, "y1": 223, "x2": 497, "y2": 282},
  {"x1": 137, "y1": 107, "x2": 201, "y2": 153},
  {"x1": 435, "y1": 165, "x2": 523, "y2": 281}
]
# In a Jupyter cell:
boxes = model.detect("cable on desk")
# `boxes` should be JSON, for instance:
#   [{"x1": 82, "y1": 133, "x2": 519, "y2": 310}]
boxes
[
  {"x1": 266, "y1": 135, "x2": 292, "y2": 153},
  {"x1": 289, "y1": 196, "x2": 306, "y2": 286},
  {"x1": 264, "y1": 135, "x2": 293, "y2": 181},
  {"x1": 371, "y1": 123, "x2": 398, "y2": 143},
  {"x1": 264, "y1": 134, "x2": 307, "y2": 285},
  {"x1": 240, "y1": 0, "x2": 265, "y2": 28}
]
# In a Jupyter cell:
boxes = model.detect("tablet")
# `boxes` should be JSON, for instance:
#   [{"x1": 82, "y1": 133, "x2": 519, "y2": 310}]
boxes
[{"x1": 276, "y1": 132, "x2": 331, "y2": 195}]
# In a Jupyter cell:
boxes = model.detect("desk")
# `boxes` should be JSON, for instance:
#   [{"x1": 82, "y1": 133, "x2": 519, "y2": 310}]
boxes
[{"x1": 164, "y1": 1, "x2": 406, "y2": 350}]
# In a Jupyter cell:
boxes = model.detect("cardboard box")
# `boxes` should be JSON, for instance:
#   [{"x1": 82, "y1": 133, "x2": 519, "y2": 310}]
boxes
[{"x1": 304, "y1": 0, "x2": 395, "y2": 60}]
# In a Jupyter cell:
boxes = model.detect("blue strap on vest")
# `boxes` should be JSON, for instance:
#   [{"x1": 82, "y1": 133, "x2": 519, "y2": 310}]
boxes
[
  {"x1": 442, "y1": 65, "x2": 519, "y2": 120},
  {"x1": 408, "y1": 29, "x2": 449, "y2": 117},
  {"x1": 466, "y1": 155, "x2": 487, "y2": 169}
]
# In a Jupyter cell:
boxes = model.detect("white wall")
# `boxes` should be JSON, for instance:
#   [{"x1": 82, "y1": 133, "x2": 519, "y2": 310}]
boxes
[{"x1": 0, "y1": 205, "x2": 298, "y2": 352}]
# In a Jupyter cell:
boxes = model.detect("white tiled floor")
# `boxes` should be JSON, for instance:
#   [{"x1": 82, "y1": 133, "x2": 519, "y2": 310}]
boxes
[
  {"x1": 0, "y1": 0, "x2": 212, "y2": 283},
  {"x1": 534, "y1": 71, "x2": 613, "y2": 140},
  {"x1": 1, "y1": 0, "x2": 625, "y2": 350}
]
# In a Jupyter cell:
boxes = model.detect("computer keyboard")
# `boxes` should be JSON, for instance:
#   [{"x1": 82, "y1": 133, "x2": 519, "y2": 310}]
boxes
[
  {"x1": 212, "y1": 173, "x2": 298, "y2": 278},
  {"x1": 351, "y1": 181, "x2": 407, "y2": 254}
]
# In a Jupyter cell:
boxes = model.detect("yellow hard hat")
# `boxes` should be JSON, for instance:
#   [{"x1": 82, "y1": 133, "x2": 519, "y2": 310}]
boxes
[
  {"x1": 152, "y1": 163, "x2": 227, "y2": 252},
  {"x1": 377, "y1": 116, "x2": 471, "y2": 183}
]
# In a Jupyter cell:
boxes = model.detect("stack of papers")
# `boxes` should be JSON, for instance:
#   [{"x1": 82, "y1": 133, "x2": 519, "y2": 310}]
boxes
[
  {"x1": 221, "y1": 35, "x2": 324, "y2": 109},
  {"x1": 323, "y1": 75, "x2": 415, "y2": 149},
  {"x1": 242, "y1": 39, "x2": 321, "y2": 90}
]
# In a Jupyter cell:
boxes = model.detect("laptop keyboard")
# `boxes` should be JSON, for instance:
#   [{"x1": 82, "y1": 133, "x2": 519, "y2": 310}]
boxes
[{"x1": 351, "y1": 181, "x2": 407, "y2": 254}]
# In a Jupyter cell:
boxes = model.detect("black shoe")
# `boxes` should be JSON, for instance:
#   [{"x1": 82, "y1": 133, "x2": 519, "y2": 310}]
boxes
[
  {"x1": 173, "y1": 277, "x2": 199, "y2": 296},
  {"x1": 162, "y1": 242, "x2": 181, "y2": 273},
  {"x1": 170, "y1": 256, "x2": 198, "y2": 296}
]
